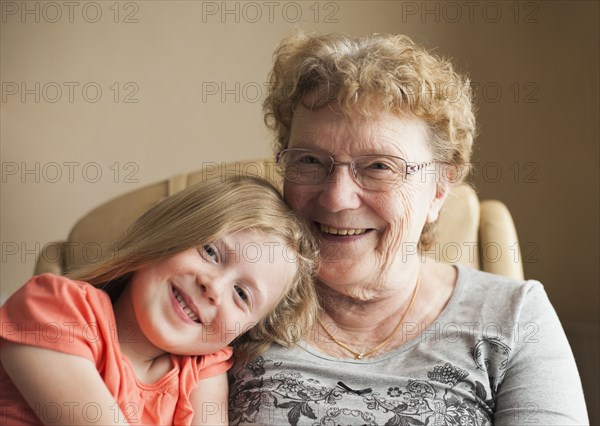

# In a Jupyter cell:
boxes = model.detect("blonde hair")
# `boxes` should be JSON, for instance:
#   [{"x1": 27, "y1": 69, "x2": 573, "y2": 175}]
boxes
[
  {"x1": 264, "y1": 31, "x2": 477, "y2": 249},
  {"x1": 69, "y1": 175, "x2": 319, "y2": 364}
]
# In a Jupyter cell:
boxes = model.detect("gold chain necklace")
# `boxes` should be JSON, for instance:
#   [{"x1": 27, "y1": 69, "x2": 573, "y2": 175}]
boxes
[{"x1": 316, "y1": 275, "x2": 421, "y2": 360}]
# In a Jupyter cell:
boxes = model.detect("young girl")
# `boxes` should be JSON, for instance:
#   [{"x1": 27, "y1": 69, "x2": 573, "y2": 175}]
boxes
[{"x1": 0, "y1": 176, "x2": 319, "y2": 425}]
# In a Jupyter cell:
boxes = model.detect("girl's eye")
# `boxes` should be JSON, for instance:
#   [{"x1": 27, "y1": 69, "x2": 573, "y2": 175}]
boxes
[
  {"x1": 202, "y1": 244, "x2": 220, "y2": 263},
  {"x1": 234, "y1": 285, "x2": 249, "y2": 304}
]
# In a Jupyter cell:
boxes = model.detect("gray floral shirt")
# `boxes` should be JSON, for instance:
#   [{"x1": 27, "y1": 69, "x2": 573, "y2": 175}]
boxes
[{"x1": 228, "y1": 265, "x2": 588, "y2": 425}]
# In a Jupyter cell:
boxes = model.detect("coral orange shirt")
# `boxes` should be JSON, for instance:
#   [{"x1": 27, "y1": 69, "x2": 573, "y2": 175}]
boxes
[{"x1": 0, "y1": 273, "x2": 233, "y2": 425}]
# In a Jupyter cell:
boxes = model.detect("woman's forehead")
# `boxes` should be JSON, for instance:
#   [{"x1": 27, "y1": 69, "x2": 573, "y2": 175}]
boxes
[{"x1": 290, "y1": 104, "x2": 430, "y2": 156}]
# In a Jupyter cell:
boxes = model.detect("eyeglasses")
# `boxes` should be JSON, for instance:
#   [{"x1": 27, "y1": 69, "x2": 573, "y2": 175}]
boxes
[{"x1": 276, "y1": 148, "x2": 435, "y2": 191}]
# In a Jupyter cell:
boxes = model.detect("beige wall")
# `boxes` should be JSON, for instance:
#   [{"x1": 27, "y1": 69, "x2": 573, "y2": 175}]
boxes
[{"x1": 1, "y1": 0, "x2": 598, "y2": 420}]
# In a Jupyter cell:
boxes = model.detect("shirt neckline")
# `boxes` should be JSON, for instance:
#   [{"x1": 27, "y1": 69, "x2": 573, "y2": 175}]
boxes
[
  {"x1": 119, "y1": 353, "x2": 181, "y2": 391},
  {"x1": 298, "y1": 263, "x2": 466, "y2": 364}
]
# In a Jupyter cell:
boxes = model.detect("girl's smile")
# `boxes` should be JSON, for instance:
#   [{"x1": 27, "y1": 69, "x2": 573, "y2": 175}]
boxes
[{"x1": 114, "y1": 229, "x2": 297, "y2": 358}]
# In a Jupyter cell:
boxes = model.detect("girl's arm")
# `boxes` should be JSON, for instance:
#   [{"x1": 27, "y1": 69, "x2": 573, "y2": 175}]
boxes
[
  {"x1": 1, "y1": 342, "x2": 129, "y2": 425},
  {"x1": 189, "y1": 372, "x2": 229, "y2": 425}
]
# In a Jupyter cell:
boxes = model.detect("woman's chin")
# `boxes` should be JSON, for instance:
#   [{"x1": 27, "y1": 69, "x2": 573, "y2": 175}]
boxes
[{"x1": 316, "y1": 260, "x2": 373, "y2": 290}]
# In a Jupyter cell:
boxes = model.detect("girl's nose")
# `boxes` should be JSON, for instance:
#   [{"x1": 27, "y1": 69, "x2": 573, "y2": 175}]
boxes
[{"x1": 199, "y1": 277, "x2": 225, "y2": 305}]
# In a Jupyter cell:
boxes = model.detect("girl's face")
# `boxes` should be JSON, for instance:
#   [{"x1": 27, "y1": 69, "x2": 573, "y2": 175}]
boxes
[{"x1": 128, "y1": 229, "x2": 296, "y2": 356}]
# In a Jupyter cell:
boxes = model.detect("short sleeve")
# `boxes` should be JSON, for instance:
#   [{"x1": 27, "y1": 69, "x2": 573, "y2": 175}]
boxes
[
  {"x1": 494, "y1": 281, "x2": 589, "y2": 425},
  {"x1": 0, "y1": 273, "x2": 115, "y2": 364},
  {"x1": 196, "y1": 347, "x2": 234, "y2": 379}
]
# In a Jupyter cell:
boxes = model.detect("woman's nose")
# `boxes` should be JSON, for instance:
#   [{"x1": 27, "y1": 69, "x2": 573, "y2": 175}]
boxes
[{"x1": 317, "y1": 165, "x2": 362, "y2": 212}]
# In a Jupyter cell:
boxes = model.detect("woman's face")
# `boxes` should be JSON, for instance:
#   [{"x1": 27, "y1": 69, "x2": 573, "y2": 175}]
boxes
[{"x1": 283, "y1": 104, "x2": 447, "y2": 294}]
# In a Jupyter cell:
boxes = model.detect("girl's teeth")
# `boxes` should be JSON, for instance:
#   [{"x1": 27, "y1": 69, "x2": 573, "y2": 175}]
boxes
[{"x1": 173, "y1": 288, "x2": 200, "y2": 323}]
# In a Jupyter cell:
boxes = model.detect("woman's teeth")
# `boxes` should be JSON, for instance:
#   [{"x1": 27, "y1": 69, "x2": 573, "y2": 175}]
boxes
[
  {"x1": 320, "y1": 224, "x2": 367, "y2": 236},
  {"x1": 173, "y1": 288, "x2": 200, "y2": 323}
]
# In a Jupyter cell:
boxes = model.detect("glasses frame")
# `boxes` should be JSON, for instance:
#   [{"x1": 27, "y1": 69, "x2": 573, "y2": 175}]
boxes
[{"x1": 276, "y1": 148, "x2": 435, "y2": 191}]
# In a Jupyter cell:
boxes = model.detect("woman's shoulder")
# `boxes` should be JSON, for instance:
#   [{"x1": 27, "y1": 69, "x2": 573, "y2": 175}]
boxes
[
  {"x1": 456, "y1": 264, "x2": 542, "y2": 296},
  {"x1": 450, "y1": 264, "x2": 552, "y2": 322}
]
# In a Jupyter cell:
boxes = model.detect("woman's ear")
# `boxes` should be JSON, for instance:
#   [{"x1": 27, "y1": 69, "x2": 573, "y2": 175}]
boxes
[
  {"x1": 426, "y1": 164, "x2": 457, "y2": 223},
  {"x1": 426, "y1": 183, "x2": 450, "y2": 223}
]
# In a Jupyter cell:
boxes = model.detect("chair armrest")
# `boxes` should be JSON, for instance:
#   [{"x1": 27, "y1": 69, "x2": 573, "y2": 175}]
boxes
[
  {"x1": 34, "y1": 241, "x2": 67, "y2": 276},
  {"x1": 479, "y1": 200, "x2": 524, "y2": 280}
]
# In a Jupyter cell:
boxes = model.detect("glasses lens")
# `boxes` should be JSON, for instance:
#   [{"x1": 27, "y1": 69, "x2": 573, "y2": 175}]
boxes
[
  {"x1": 278, "y1": 150, "x2": 330, "y2": 185},
  {"x1": 353, "y1": 156, "x2": 407, "y2": 190}
]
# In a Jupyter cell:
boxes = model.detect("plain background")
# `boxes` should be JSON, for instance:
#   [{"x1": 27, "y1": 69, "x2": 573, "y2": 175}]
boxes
[{"x1": 1, "y1": 0, "x2": 598, "y2": 422}]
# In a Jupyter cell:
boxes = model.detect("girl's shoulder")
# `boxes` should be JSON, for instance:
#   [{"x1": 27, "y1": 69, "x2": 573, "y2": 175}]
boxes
[
  {"x1": 9, "y1": 273, "x2": 110, "y2": 306},
  {"x1": 27, "y1": 271, "x2": 93, "y2": 288},
  {"x1": 1, "y1": 273, "x2": 116, "y2": 361}
]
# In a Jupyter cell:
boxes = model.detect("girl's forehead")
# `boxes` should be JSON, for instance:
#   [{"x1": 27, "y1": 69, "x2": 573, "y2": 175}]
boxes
[{"x1": 220, "y1": 230, "x2": 294, "y2": 262}]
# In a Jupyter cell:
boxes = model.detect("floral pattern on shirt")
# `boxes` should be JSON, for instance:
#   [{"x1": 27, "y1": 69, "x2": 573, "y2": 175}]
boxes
[{"x1": 229, "y1": 338, "x2": 508, "y2": 426}]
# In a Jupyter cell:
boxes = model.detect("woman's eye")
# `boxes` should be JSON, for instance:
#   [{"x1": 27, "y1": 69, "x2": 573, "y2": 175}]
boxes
[
  {"x1": 369, "y1": 161, "x2": 391, "y2": 170},
  {"x1": 234, "y1": 285, "x2": 249, "y2": 304},
  {"x1": 298, "y1": 155, "x2": 321, "y2": 165},
  {"x1": 202, "y1": 244, "x2": 219, "y2": 262}
]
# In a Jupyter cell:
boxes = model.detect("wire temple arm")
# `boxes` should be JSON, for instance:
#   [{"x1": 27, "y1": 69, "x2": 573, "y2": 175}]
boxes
[{"x1": 406, "y1": 161, "x2": 435, "y2": 175}]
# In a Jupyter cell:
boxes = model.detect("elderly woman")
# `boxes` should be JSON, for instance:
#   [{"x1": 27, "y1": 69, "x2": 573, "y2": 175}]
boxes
[{"x1": 228, "y1": 32, "x2": 588, "y2": 425}]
